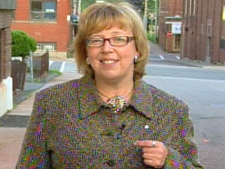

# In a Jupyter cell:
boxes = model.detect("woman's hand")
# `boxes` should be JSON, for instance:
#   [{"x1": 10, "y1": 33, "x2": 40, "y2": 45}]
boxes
[{"x1": 134, "y1": 140, "x2": 168, "y2": 168}]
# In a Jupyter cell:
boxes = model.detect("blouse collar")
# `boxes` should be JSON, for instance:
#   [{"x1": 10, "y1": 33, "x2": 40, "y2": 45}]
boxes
[{"x1": 76, "y1": 75, "x2": 154, "y2": 119}]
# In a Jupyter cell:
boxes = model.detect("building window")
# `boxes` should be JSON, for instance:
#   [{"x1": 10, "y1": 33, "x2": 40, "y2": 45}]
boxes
[
  {"x1": 36, "y1": 42, "x2": 57, "y2": 51},
  {"x1": 30, "y1": 0, "x2": 57, "y2": 21},
  {"x1": 223, "y1": 6, "x2": 225, "y2": 21}
]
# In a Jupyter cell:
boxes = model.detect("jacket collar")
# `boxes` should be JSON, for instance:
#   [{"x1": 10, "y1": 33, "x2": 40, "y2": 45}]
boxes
[{"x1": 76, "y1": 75, "x2": 154, "y2": 119}]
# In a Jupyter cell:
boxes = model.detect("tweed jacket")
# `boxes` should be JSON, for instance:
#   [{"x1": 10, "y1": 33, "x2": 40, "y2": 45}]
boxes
[{"x1": 16, "y1": 75, "x2": 204, "y2": 169}]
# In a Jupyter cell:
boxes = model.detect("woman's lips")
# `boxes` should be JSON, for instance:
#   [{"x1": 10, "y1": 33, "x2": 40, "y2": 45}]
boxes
[{"x1": 100, "y1": 59, "x2": 118, "y2": 64}]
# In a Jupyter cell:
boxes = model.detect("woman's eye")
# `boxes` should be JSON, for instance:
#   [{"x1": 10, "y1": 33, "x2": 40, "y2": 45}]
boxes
[
  {"x1": 115, "y1": 37, "x2": 125, "y2": 41},
  {"x1": 92, "y1": 39, "x2": 102, "y2": 43}
]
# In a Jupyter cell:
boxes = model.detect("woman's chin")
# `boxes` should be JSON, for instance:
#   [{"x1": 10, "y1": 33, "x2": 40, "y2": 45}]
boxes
[{"x1": 96, "y1": 73, "x2": 121, "y2": 81}]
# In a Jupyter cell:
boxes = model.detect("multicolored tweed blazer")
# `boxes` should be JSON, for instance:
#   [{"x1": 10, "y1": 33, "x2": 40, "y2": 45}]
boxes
[{"x1": 16, "y1": 75, "x2": 204, "y2": 169}]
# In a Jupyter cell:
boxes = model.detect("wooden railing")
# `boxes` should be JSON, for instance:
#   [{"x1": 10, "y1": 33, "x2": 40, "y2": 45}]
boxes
[{"x1": 11, "y1": 50, "x2": 49, "y2": 95}]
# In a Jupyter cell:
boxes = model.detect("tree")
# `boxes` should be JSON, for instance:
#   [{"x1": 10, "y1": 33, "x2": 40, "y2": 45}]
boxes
[
  {"x1": 105, "y1": 0, "x2": 125, "y2": 3},
  {"x1": 81, "y1": 0, "x2": 95, "y2": 11},
  {"x1": 11, "y1": 30, "x2": 37, "y2": 58}
]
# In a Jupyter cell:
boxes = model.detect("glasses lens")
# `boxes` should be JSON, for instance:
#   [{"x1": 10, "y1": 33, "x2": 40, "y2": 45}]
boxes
[
  {"x1": 111, "y1": 36, "x2": 127, "y2": 46},
  {"x1": 86, "y1": 36, "x2": 133, "y2": 47},
  {"x1": 87, "y1": 38, "x2": 103, "y2": 46}
]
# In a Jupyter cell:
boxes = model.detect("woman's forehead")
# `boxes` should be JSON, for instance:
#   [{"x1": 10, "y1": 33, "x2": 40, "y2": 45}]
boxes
[
  {"x1": 92, "y1": 26, "x2": 132, "y2": 35},
  {"x1": 88, "y1": 24, "x2": 132, "y2": 36}
]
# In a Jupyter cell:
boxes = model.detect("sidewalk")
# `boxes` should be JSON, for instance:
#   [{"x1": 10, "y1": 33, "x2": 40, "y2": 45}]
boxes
[
  {"x1": 149, "y1": 41, "x2": 167, "y2": 55},
  {"x1": 0, "y1": 69, "x2": 82, "y2": 169}
]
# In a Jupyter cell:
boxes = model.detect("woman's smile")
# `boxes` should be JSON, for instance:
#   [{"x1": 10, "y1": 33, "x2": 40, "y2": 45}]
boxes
[{"x1": 100, "y1": 58, "x2": 119, "y2": 65}]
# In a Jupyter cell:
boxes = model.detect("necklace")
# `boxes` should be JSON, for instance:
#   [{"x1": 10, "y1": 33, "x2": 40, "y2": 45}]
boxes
[{"x1": 98, "y1": 88, "x2": 133, "y2": 114}]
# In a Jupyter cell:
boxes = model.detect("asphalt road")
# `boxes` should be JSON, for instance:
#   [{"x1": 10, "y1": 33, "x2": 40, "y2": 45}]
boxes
[
  {"x1": 146, "y1": 62, "x2": 225, "y2": 80},
  {"x1": 144, "y1": 60, "x2": 225, "y2": 169}
]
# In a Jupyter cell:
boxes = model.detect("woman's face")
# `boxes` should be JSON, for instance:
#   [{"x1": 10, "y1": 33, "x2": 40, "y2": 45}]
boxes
[{"x1": 86, "y1": 26, "x2": 139, "y2": 82}]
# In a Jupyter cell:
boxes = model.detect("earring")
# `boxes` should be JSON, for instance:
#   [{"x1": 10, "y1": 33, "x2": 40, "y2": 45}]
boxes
[
  {"x1": 134, "y1": 55, "x2": 138, "y2": 64},
  {"x1": 86, "y1": 57, "x2": 90, "y2": 65}
]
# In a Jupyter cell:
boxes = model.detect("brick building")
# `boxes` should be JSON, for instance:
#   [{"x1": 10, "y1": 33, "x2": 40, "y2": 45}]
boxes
[
  {"x1": 158, "y1": 0, "x2": 183, "y2": 53},
  {"x1": 11, "y1": 0, "x2": 72, "y2": 58},
  {"x1": 182, "y1": 0, "x2": 225, "y2": 63},
  {"x1": 0, "y1": 1, "x2": 16, "y2": 117}
]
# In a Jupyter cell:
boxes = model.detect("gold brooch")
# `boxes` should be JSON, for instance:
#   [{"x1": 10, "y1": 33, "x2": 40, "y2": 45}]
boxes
[{"x1": 107, "y1": 96, "x2": 127, "y2": 113}]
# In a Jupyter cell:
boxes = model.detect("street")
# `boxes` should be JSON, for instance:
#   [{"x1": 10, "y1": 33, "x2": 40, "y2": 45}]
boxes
[
  {"x1": 145, "y1": 57, "x2": 225, "y2": 168},
  {"x1": 144, "y1": 74, "x2": 225, "y2": 168}
]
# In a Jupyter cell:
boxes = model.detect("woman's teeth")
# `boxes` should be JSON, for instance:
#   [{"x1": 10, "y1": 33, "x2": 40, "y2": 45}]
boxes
[{"x1": 102, "y1": 60, "x2": 116, "y2": 64}]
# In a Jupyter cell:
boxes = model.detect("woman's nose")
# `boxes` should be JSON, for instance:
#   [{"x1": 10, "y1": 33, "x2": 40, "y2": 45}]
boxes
[{"x1": 102, "y1": 39, "x2": 113, "y2": 51}]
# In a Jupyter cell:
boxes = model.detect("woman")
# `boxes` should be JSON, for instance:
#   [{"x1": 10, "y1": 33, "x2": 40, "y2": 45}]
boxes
[{"x1": 17, "y1": 2, "x2": 204, "y2": 169}]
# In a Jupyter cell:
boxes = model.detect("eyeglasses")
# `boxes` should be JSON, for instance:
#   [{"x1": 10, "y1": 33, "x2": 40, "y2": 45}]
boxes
[{"x1": 86, "y1": 36, "x2": 135, "y2": 47}]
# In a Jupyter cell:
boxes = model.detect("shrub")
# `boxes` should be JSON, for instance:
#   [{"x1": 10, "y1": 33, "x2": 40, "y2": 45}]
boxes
[
  {"x1": 147, "y1": 32, "x2": 159, "y2": 43},
  {"x1": 12, "y1": 30, "x2": 37, "y2": 57}
]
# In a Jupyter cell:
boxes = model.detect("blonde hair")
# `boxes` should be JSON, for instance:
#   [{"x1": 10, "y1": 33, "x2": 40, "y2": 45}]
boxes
[{"x1": 74, "y1": 2, "x2": 149, "y2": 79}]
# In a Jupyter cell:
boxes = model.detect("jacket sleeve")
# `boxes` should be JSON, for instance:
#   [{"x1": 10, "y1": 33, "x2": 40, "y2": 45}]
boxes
[
  {"x1": 163, "y1": 105, "x2": 204, "y2": 169},
  {"x1": 16, "y1": 91, "x2": 51, "y2": 169}
]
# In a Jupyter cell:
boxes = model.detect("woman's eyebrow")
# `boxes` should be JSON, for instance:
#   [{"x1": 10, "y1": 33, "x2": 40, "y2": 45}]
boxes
[{"x1": 89, "y1": 30, "x2": 128, "y2": 37}]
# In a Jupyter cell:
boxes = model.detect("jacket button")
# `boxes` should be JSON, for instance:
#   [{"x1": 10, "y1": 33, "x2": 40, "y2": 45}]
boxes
[
  {"x1": 116, "y1": 133, "x2": 122, "y2": 139},
  {"x1": 107, "y1": 159, "x2": 116, "y2": 166}
]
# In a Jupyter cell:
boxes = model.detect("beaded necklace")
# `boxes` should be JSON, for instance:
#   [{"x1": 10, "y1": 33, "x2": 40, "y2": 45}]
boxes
[{"x1": 98, "y1": 89, "x2": 133, "y2": 113}]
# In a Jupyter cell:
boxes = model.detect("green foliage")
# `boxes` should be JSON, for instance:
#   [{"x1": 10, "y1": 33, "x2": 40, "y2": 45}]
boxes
[
  {"x1": 81, "y1": 0, "x2": 136, "y2": 12},
  {"x1": 81, "y1": 0, "x2": 95, "y2": 11},
  {"x1": 49, "y1": 70, "x2": 62, "y2": 75},
  {"x1": 147, "y1": 32, "x2": 157, "y2": 43},
  {"x1": 148, "y1": 0, "x2": 158, "y2": 11},
  {"x1": 105, "y1": 0, "x2": 125, "y2": 3},
  {"x1": 12, "y1": 30, "x2": 37, "y2": 57}
]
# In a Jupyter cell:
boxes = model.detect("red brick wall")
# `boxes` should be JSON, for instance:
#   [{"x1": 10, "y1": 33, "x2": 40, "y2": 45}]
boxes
[
  {"x1": 14, "y1": 0, "x2": 30, "y2": 20},
  {"x1": 167, "y1": 0, "x2": 183, "y2": 16},
  {"x1": 182, "y1": 0, "x2": 225, "y2": 63},
  {"x1": 12, "y1": 0, "x2": 71, "y2": 52}
]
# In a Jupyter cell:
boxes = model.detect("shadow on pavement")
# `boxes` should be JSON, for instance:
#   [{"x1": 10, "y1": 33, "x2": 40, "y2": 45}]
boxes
[{"x1": 0, "y1": 71, "x2": 60, "y2": 128}]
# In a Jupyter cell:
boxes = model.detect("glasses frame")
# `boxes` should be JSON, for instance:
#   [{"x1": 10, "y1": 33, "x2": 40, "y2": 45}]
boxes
[{"x1": 85, "y1": 36, "x2": 135, "y2": 47}]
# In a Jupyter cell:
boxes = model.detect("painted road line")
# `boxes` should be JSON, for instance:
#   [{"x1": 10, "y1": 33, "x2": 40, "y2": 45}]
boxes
[
  {"x1": 159, "y1": 55, "x2": 165, "y2": 60},
  {"x1": 60, "y1": 62, "x2": 65, "y2": 72}
]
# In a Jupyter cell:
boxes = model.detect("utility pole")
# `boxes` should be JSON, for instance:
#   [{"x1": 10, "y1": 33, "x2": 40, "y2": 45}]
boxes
[
  {"x1": 154, "y1": 0, "x2": 158, "y2": 42},
  {"x1": 143, "y1": 0, "x2": 148, "y2": 30}
]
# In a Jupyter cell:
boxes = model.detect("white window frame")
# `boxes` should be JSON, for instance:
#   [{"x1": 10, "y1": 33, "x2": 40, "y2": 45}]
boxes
[{"x1": 37, "y1": 42, "x2": 56, "y2": 51}]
